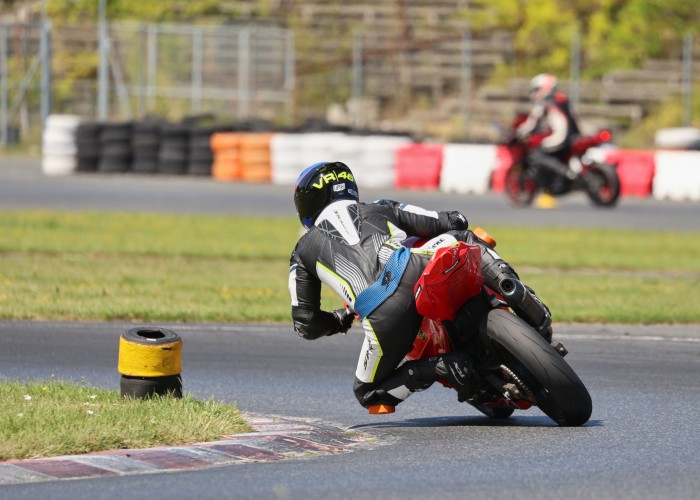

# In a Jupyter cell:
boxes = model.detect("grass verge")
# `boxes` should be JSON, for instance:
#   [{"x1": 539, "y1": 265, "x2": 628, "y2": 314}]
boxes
[
  {"x1": 0, "y1": 379, "x2": 252, "y2": 461},
  {"x1": 1, "y1": 210, "x2": 699, "y2": 323}
]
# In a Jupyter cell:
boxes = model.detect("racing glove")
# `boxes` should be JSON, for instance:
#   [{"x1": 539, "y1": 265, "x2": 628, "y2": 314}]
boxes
[
  {"x1": 446, "y1": 211, "x2": 468, "y2": 230},
  {"x1": 330, "y1": 307, "x2": 355, "y2": 335}
]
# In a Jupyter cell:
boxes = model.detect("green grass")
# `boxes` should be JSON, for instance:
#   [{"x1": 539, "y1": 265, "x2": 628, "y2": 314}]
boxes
[
  {"x1": 0, "y1": 379, "x2": 252, "y2": 461},
  {"x1": 1, "y1": 210, "x2": 699, "y2": 323}
]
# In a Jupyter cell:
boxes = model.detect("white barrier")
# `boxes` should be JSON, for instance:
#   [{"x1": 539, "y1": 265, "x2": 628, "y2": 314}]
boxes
[
  {"x1": 42, "y1": 114, "x2": 81, "y2": 176},
  {"x1": 439, "y1": 144, "x2": 497, "y2": 194},
  {"x1": 653, "y1": 150, "x2": 700, "y2": 202},
  {"x1": 270, "y1": 133, "x2": 303, "y2": 185},
  {"x1": 271, "y1": 132, "x2": 358, "y2": 185},
  {"x1": 353, "y1": 135, "x2": 411, "y2": 189},
  {"x1": 655, "y1": 128, "x2": 700, "y2": 150}
]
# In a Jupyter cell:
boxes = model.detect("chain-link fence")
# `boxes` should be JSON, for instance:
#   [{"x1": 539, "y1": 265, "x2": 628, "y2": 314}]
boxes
[
  {"x1": 0, "y1": 20, "x2": 294, "y2": 148},
  {"x1": 0, "y1": 20, "x2": 51, "y2": 146},
  {"x1": 0, "y1": 15, "x2": 698, "y2": 148},
  {"x1": 103, "y1": 22, "x2": 294, "y2": 122}
]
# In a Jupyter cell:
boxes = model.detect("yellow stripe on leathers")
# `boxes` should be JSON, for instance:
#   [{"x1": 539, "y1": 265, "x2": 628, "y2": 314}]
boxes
[{"x1": 118, "y1": 337, "x2": 182, "y2": 377}]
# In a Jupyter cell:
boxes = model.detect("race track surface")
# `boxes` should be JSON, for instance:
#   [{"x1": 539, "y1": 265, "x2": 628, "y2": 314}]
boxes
[
  {"x1": 0, "y1": 322, "x2": 699, "y2": 499},
  {"x1": 1, "y1": 157, "x2": 698, "y2": 231},
  {"x1": 1, "y1": 158, "x2": 699, "y2": 499}
]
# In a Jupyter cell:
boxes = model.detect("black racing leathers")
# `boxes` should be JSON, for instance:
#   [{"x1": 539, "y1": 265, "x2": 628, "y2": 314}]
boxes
[
  {"x1": 289, "y1": 199, "x2": 467, "y2": 408},
  {"x1": 288, "y1": 199, "x2": 549, "y2": 409},
  {"x1": 289, "y1": 200, "x2": 465, "y2": 340}
]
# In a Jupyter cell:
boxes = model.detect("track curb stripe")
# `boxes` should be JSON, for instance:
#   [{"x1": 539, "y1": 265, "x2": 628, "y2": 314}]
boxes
[{"x1": 0, "y1": 414, "x2": 374, "y2": 485}]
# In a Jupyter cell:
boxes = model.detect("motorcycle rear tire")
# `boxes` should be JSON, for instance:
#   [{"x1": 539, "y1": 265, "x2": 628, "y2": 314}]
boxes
[
  {"x1": 484, "y1": 309, "x2": 592, "y2": 426},
  {"x1": 504, "y1": 163, "x2": 537, "y2": 207},
  {"x1": 585, "y1": 162, "x2": 621, "y2": 207}
]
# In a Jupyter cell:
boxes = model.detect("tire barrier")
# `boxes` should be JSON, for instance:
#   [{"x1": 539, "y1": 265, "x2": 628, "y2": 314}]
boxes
[
  {"x1": 75, "y1": 122, "x2": 102, "y2": 172},
  {"x1": 42, "y1": 114, "x2": 81, "y2": 176},
  {"x1": 395, "y1": 143, "x2": 444, "y2": 190},
  {"x1": 652, "y1": 150, "x2": 700, "y2": 201},
  {"x1": 240, "y1": 133, "x2": 273, "y2": 182},
  {"x1": 271, "y1": 133, "x2": 304, "y2": 185},
  {"x1": 353, "y1": 135, "x2": 412, "y2": 189},
  {"x1": 38, "y1": 117, "x2": 700, "y2": 203},
  {"x1": 211, "y1": 132, "x2": 242, "y2": 181},
  {"x1": 655, "y1": 128, "x2": 700, "y2": 150},
  {"x1": 440, "y1": 144, "x2": 496, "y2": 195},
  {"x1": 158, "y1": 124, "x2": 189, "y2": 175},
  {"x1": 131, "y1": 120, "x2": 162, "y2": 174},
  {"x1": 301, "y1": 132, "x2": 347, "y2": 169},
  {"x1": 118, "y1": 327, "x2": 183, "y2": 399},
  {"x1": 99, "y1": 121, "x2": 133, "y2": 173},
  {"x1": 188, "y1": 126, "x2": 225, "y2": 176}
]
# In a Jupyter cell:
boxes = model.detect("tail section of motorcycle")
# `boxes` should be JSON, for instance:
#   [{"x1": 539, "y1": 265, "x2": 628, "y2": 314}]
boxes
[{"x1": 374, "y1": 230, "x2": 592, "y2": 426}]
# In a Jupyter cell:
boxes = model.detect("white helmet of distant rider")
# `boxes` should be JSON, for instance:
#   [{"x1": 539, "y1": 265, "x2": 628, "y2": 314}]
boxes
[{"x1": 529, "y1": 73, "x2": 558, "y2": 102}]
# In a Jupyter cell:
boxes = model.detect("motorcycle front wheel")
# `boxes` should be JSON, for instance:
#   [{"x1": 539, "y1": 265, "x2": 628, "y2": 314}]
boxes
[
  {"x1": 584, "y1": 162, "x2": 621, "y2": 207},
  {"x1": 483, "y1": 309, "x2": 592, "y2": 426},
  {"x1": 504, "y1": 163, "x2": 537, "y2": 206}
]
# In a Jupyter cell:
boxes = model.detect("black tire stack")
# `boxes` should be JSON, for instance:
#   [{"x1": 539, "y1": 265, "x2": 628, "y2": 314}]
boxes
[
  {"x1": 75, "y1": 122, "x2": 102, "y2": 172},
  {"x1": 158, "y1": 124, "x2": 190, "y2": 175},
  {"x1": 98, "y1": 122, "x2": 133, "y2": 173},
  {"x1": 131, "y1": 120, "x2": 162, "y2": 174},
  {"x1": 188, "y1": 125, "x2": 226, "y2": 176}
]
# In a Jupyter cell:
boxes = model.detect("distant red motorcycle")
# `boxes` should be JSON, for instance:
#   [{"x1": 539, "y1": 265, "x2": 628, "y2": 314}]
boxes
[
  {"x1": 368, "y1": 229, "x2": 592, "y2": 427},
  {"x1": 504, "y1": 115, "x2": 621, "y2": 207}
]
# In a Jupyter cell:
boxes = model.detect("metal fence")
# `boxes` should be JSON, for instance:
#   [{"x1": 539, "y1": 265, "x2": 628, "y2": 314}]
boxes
[
  {"x1": 0, "y1": 21, "x2": 51, "y2": 147},
  {"x1": 0, "y1": 20, "x2": 294, "y2": 148},
  {"x1": 103, "y1": 22, "x2": 295, "y2": 122},
  {"x1": 0, "y1": 16, "x2": 697, "y2": 148}
]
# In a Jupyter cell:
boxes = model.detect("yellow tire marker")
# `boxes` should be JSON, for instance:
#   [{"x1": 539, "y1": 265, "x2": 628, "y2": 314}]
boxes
[{"x1": 118, "y1": 336, "x2": 182, "y2": 377}]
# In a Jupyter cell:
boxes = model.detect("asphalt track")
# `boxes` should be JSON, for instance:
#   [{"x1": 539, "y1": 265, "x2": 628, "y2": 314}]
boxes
[
  {"x1": 0, "y1": 157, "x2": 699, "y2": 230},
  {"x1": 1, "y1": 158, "x2": 700, "y2": 499}
]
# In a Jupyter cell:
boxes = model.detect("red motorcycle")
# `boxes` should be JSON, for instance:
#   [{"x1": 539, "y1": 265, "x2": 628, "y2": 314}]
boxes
[
  {"x1": 369, "y1": 229, "x2": 592, "y2": 427},
  {"x1": 504, "y1": 115, "x2": 621, "y2": 207}
]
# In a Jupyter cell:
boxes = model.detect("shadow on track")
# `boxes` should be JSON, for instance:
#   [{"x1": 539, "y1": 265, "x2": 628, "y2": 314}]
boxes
[{"x1": 350, "y1": 415, "x2": 603, "y2": 430}]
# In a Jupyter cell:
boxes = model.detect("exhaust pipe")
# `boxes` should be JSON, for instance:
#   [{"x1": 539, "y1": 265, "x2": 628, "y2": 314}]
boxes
[{"x1": 498, "y1": 278, "x2": 550, "y2": 333}]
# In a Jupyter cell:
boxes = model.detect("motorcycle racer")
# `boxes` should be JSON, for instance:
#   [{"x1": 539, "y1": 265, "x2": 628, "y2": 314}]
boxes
[
  {"x1": 517, "y1": 73, "x2": 581, "y2": 194},
  {"x1": 289, "y1": 161, "x2": 551, "y2": 411}
]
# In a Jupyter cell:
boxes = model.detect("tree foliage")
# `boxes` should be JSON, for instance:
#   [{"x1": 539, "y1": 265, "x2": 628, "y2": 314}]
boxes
[
  {"x1": 471, "y1": 0, "x2": 700, "y2": 78},
  {"x1": 42, "y1": 0, "x2": 266, "y2": 23}
]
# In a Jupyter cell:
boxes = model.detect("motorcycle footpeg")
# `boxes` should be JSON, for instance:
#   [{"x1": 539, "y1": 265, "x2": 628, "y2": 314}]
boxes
[{"x1": 550, "y1": 340, "x2": 568, "y2": 357}]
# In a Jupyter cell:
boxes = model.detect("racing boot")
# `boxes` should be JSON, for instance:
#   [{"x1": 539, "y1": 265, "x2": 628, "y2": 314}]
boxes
[
  {"x1": 357, "y1": 353, "x2": 480, "y2": 413},
  {"x1": 402, "y1": 352, "x2": 479, "y2": 403},
  {"x1": 463, "y1": 230, "x2": 553, "y2": 341}
]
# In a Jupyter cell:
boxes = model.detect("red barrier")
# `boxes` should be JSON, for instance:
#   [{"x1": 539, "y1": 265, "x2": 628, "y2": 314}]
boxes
[
  {"x1": 490, "y1": 145, "x2": 516, "y2": 193},
  {"x1": 395, "y1": 143, "x2": 444, "y2": 190},
  {"x1": 604, "y1": 149, "x2": 655, "y2": 197}
]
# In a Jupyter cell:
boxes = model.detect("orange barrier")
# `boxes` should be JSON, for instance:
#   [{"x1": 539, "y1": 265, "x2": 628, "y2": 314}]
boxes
[
  {"x1": 240, "y1": 133, "x2": 273, "y2": 182},
  {"x1": 211, "y1": 133, "x2": 242, "y2": 181}
]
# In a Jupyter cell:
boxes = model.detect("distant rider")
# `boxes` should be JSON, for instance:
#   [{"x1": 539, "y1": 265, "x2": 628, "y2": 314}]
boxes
[
  {"x1": 288, "y1": 161, "x2": 552, "y2": 411},
  {"x1": 517, "y1": 73, "x2": 581, "y2": 193}
]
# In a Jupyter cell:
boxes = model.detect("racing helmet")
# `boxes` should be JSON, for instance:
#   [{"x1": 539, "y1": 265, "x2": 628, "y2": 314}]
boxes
[
  {"x1": 529, "y1": 73, "x2": 558, "y2": 102},
  {"x1": 294, "y1": 161, "x2": 359, "y2": 228}
]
